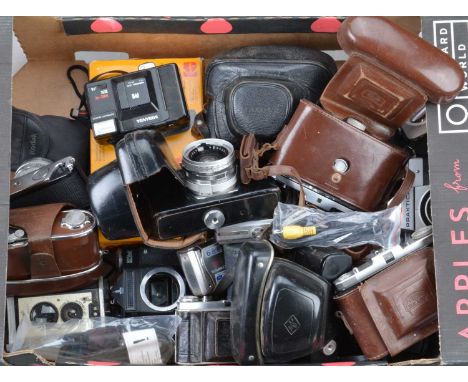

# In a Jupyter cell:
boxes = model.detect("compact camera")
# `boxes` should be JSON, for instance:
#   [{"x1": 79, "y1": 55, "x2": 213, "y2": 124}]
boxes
[
  {"x1": 6, "y1": 279, "x2": 105, "y2": 349},
  {"x1": 402, "y1": 157, "x2": 432, "y2": 232},
  {"x1": 110, "y1": 246, "x2": 186, "y2": 315},
  {"x1": 175, "y1": 296, "x2": 233, "y2": 365},
  {"x1": 85, "y1": 65, "x2": 189, "y2": 143}
]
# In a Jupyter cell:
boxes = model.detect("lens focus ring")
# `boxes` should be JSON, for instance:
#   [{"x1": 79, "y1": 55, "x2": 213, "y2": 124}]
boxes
[{"x1": 182, "y1": 139, "x2": 237, "y2": 197}]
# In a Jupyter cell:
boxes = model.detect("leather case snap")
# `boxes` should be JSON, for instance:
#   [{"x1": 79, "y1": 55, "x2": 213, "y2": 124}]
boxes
[
  {"x1": 205, "y1": 45, "x2": 337, "y2": 146},
  {"x1": 334, "y1": 247, "x2": 437, "y2": 360}
]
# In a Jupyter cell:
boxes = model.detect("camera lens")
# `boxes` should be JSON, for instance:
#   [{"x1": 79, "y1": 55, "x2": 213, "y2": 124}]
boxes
[
  {"x1": 60, "y1": 302, "x2": 84, "y2": 322},
  {"x1": 420, "y1": 190, "x2": 432, "y2": 226},
  {"x1": 30, "y1": 302, "x2": 59, "y2": 323},
  {"x1": 140, "y1": 268, "x2": 186, "y2": 312},
  {"x1": 182, "y1": 139, "x2": 237, "y2": 198}
]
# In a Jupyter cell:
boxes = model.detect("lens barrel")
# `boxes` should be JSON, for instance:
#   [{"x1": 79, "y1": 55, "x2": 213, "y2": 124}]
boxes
[{"x1": 182, "y1": 139, "x2": 237, "y2": 198}]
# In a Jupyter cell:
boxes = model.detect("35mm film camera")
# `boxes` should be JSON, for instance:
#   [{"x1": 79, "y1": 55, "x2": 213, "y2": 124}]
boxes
[
  {"x1": 110, "y1": 246, "x2": 186, "y2": 315},
  {"x1": 86, "y1": 65, "x2": 189, "y2": 143}
]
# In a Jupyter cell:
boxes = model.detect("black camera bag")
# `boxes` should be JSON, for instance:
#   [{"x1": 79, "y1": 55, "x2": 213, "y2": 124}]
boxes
[
  {"x1": 205, "y1": 46, "x2": 337, "y2": 146},
  {"x1": 11, "y1": 107, "x2": 90, "y2": 174}
]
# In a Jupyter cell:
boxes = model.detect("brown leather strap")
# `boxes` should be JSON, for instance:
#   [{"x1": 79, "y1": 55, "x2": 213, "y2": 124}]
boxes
[
  {"x1": 265, "y1": 165, "x2": 305, "y2": 206},
  {"x1": 125, "y1": 185, "x2": 207, "y2": 249},
  {"x1": 239, "y1": 133, "x2": 261, "y2": 184},
  {"x1": 145, "y1": 232, "x2": 207, "y2": 250},
  {"x1": 240, "y1": 134, "x2": 305, "y2": 206},
  {"x1": 344, "y1": 245, "x2": 374, "y2": 262},
  {"x1": 387, "y1": 167, "x2": 415, "y2": 208},
  {"x1": 10, "y1": 203, "x2": 69, "y2": 256},
  {"x1": 9, "y1": 203, "x2": 69, "y2": 279}
]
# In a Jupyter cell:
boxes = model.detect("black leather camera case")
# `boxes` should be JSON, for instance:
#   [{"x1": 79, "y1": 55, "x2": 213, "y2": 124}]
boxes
[
  {"x1": 11, "y1": 107, "x2": 90, "y2": 174},
  {"x1": 205, "y1": 46, "x2": 337, "y2": 146}
]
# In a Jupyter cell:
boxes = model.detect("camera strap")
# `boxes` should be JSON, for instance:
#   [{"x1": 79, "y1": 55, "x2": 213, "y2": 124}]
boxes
[
  {"x1": 9, "y1": 203, "x2": 71, "y2": 279},
  {"x1": 240, "y1": 134, "x2": 305, "y2": 206},
  {"x1": 386, "y1": 167, "x2": 415, "y2": 208},
  {"x1": 124, "y1": 184, "x2": 207, "y2": 249}
]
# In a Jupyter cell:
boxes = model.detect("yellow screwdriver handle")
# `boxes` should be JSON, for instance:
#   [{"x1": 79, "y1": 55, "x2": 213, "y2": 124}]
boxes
[{"x1": 282, "y1": 225, "x2": 317, "y2": 240}]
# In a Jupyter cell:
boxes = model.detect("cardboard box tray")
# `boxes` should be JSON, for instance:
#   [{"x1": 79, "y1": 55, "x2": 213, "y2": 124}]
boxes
[{"x1": 5, "y1": 16, "x2": 461, "y2": 365}]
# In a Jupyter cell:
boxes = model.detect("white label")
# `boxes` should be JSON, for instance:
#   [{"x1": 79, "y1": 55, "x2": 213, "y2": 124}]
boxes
[
  {"x1": 122, "y1": 329, "x2": 162, "y2": 365},
  {"x1": 93, "y1": 119, "x2": 117, "y2": 136}
]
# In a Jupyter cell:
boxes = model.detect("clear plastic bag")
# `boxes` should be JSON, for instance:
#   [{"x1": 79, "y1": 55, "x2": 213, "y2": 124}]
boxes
[
  {"x1": 10, "y1": 315, "x2": 181, "y2": 365},
  {"x1": 270, "y1": 202, "x2": 401, "y2": 249}
]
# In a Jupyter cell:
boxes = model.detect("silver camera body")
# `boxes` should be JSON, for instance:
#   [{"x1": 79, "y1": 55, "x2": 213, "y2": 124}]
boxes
[
  {"x1": 177, "y1": 241, "x2": 226, "y2": 297},
  {"x1": 175, "y1": 296, "x2": 233, "y2": 365},
  {"x1": 402, "y1": 158, "x2": 432, "y2": 232}
]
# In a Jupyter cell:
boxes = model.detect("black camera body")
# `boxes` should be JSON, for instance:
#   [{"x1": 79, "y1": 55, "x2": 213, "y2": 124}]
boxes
[
  {"x1": 175, "y1": 296, "x2": 233, "y2": 365},
  {"x1": 89, "y1": 132, "x2": 282, "y2": 242},
  {"x1": 110, "y1": 246, "x2": 186, "y2": 315},
  {"x1": 150, "y1": 172, "x2": 281, "y2": 240},
  {"x1": 86, "y1": 65, "x2": 189, "y2": 143}
]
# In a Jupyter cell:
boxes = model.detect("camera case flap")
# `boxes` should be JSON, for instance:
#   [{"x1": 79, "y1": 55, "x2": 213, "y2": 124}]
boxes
[
  {"x1": 205, "y1": 46, "x2": 337, "y2": 146},
  {"x1": 115, "y1": 129, "x2": 181, "y2": 185},
  {"x1": 231, "y1": 240, "x2": 332, "y2": 364},
  {"x1": 269, "y1": 100, "x2": 413, "y2": 211},
  {"x1": 88, "y1": 161, "x2": 140, "y2": 240},
  {"x1": 7, "y1": 203, "x2": 110, "y2": 297},
  {"x1": 334, "y1": 247, "x2": 437, "y2": 360},
  {"x1": 86, "y1": 64, "x2": 189, "y2": 143},
  {"x1": 320, "y1": 17, "x2": 464, "y2": 141}
]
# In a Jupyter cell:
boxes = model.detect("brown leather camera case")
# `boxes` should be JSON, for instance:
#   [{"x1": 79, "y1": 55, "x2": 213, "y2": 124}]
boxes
[
  {"x1": 321, "y1": 17, "x2": 464, "y2": 141},
  {"x1": 270, "y1": 100, "x2": 411, "y2": 211},
  {"x1": 334, "y1": 247, "x2": 437, "y2": 360},
  {"x1": 7, "y1": 203, "x2": 109, "y2": 296}
]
